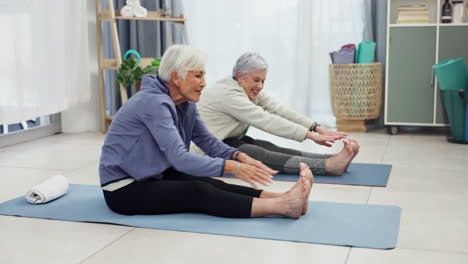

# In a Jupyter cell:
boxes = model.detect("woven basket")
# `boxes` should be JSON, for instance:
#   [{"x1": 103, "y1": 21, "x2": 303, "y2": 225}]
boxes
[{"x1": 329, "y1": 63, "x2": 382, "y2": 120}]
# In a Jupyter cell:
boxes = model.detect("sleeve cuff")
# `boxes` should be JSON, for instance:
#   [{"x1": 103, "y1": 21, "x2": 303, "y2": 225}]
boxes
[
  {"x1": 218, "y1": 159, "x2": 226, "y2": 176},
  {"x1": 225, "y1": 148, "x2": 238, "y2": 160},
  {"x1": 294, "y1": 126, "x2": 309, "y2": 142},
  {"x1": 301, "y1": 117, "x2": 315, "y2": 129}
]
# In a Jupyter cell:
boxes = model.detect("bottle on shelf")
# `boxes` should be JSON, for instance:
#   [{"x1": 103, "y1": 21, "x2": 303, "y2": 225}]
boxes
[{"x1": 441, "y1": 0, "x2": 453, "y2": 23}]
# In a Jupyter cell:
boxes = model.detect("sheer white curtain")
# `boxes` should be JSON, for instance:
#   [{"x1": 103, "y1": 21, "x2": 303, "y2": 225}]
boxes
[
  {"x1": 184, "y1": 0, "x2": 371, "y2": 129},
  {"x1": 294, "y1": 0, "x2": 371, "y2": 128},
  {"x1": 0, "y1": 0, "x2": 90, "y2": 125},
  {"x1": 184, "y1": 0, "x2": 298, "y2": 105}
]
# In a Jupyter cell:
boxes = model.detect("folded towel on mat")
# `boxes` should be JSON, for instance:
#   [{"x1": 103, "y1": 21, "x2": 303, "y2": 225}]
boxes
[{"x1": 25, "y1": 175, "x2": 69, "y2": 204}]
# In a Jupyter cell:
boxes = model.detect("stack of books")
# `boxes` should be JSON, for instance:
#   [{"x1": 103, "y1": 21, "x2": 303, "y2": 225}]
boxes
[{"x1": 397, "y1": 5, "x2": 430, "y2": 24}]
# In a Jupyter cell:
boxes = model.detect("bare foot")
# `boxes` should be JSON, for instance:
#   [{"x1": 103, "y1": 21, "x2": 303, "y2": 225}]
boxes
[
  {"x1": 325, "y1": 139, "x2": 354, "y2": 176},
  {"x1": 344, "y1": 139, "x2": 360, "y2": 171},
  {"x1": 280, "y1": 176, "x2": 308, "y2": 219},
  {"x1": 299, "y1": 163, "x2": 314, "y2": 215},
  {"x1": 350, "y1": 139, "x2": 360, "y2": 155}
]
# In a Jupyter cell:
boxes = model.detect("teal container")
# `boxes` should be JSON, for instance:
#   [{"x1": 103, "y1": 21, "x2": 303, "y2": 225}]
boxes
[
  {"x1": 441, "y1": 90, "x2": 466, "y2": 142},
  {"x1": 356, "y1": 41, "x2": 376, "y2": 63},
  {"x1": 465, "y1": 103, "x2": 468, "y2": 142},
  {"x1": 434, "y1": 58, "x2": 468, "y2": 143},
  {"x1": 433, "y1": 58, "x2": 468, "y2": 92}
]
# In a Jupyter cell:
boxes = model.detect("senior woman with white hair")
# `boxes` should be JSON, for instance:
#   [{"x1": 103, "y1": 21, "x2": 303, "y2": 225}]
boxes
[
  {"x1": 194, "y1": 52, "x2": 360, "y2": 176},
  {"x1": 99, "y1": 45, "x2": 313, "y2": 219}
]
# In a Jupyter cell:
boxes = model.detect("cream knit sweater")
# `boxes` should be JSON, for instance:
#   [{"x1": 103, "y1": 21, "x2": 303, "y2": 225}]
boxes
[{"x1": 192, "y1": 76, "x2": 314, "y2": 155}]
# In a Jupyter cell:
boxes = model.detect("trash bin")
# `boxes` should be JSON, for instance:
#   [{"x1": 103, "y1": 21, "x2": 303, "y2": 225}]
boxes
[
  {"x1": 433, "y1": 58, "x2": 468, "y2": 143},
  {"x1": 464, "y1": 96, "x2": 468, "y2": 142},
  {"x1": 440, "y1": 90, "x2": 468, "y2": 143}
]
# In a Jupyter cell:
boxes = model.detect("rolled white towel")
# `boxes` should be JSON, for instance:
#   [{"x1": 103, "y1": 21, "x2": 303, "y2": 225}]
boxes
[
  {"x1": 126, "y1": 0, "x2": 140, "y2": 7},
  {"x1": 134, "y1": 5, "x2": 148, "y2": 18},
  {"x1": 120, "y1": 5, "x2": 135, "y2": 17},
  {"x1": 25, "y1": 175, "x2": 69, "y2": 204}
]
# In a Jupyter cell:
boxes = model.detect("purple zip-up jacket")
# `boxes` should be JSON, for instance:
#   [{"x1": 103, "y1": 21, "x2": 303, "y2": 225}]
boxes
[{"x1": 99, "y1": 75, "x2": 237, "y2": 186}]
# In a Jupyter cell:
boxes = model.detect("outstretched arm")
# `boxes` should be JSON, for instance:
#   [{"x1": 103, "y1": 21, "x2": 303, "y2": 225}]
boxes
[
  {"x1": 191, "y1": 110, "x2": 236, "y2": 160},
  {"x1": 223, "y1": 89, "x2": 309, "y2": 142},
  {"x1": 259, "y1": 93, "x2": 347, "y2": 147}
]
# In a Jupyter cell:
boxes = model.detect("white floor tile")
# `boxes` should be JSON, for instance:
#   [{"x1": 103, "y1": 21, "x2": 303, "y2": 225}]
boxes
[
  {"x1": 0, "y1": 216, "x2": 132, "y2": 264},
  {"x1": 383, "y1": 135, "x2": 468, "y2": 171},
  {"x1": 29, "y1": 132, "x2": 105, "y2": 146},
  {"x1": 0, "y1": 141, "x2": 102, "y2": 171},
  {"x1": 347, "y1": 248, "x2": 468, "y2": 264},
  {"x1": 369, "y1": 189, "x2": 468, "y2": 253},
  {"x1": 82, "y1": 228, "x2": 350, "y2": 264},
  {"x1": 386, "y1": 165, "x2": 468, "y2": 194}
]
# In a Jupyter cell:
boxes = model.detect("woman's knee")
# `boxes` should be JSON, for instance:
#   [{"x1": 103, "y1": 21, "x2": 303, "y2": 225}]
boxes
[
  {"x1": 187, "y1": 180, "x2": 217, "y2": 196},
  {"x1": 238, "y1": 144, "x2": 269, "y2": 157}
]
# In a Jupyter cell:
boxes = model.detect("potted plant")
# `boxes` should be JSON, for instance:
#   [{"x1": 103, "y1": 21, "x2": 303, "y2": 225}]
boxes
[{"x1": 116, "y1": 57, "x2": 153, "y2": 94}]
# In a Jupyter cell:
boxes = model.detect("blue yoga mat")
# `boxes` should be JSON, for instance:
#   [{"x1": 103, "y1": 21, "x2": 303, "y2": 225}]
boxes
[
  {"x1": 0, "y1": 184, "x2": 401, "y2": 249},
  {"x1": 224, "y1": 163, "x2": 392, "y2": 187}
]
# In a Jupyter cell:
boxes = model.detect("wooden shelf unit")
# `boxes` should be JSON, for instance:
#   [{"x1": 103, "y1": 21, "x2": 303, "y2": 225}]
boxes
[
  {"x1": 101, "y1": 57, "x2": 157, "y2": 70},
  {"x1": 98, "y1": 9, "x2": 185, "y2": 22},
  {"x1": 95, "y1": 0, "x2": 186, "y2": 132}
]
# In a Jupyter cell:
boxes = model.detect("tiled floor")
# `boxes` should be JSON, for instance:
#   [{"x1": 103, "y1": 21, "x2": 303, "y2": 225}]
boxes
[{"x1": 1, "y1": 128, "x2": 468, "y2": 264}]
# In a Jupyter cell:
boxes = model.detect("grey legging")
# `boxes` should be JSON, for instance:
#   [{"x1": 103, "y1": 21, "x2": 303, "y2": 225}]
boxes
[{"x1": 224, "y1": 136, "x2": 331, "y2": 175}]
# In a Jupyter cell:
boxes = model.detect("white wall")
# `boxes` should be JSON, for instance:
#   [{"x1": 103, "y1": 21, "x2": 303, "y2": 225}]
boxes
[{"x1": 61, "y1": 0, "x2": 100, "y2": 133}]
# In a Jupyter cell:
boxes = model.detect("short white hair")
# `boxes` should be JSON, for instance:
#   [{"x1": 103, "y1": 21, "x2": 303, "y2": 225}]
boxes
[
  {"x1": 158, "y1": 45, "x2": 207, "y2": 82},
  {"x1": 232, "y1": 52, "x2": 269, "y2": 80}
]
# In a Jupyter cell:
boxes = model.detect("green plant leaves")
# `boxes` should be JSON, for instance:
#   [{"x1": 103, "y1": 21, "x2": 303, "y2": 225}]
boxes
[{"x1": 116, "y1": 58, "x2": 155, "y2": 87}]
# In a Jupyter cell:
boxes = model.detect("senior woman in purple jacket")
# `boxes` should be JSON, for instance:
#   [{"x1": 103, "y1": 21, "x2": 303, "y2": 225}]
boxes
[{"x1": 99, "y1": 45, "x2": 313, "y2": 219}]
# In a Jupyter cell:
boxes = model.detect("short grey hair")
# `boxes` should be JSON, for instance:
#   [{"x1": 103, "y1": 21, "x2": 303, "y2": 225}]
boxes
[
  {"x1": 158, "y1": 45, "x2": 208, "y2": 82},
  {"x1": 232, "y1": 52, "x2": 269, "y2": 80}
]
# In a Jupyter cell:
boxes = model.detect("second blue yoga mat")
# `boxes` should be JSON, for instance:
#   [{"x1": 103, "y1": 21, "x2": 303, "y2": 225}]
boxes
[
  {"x1": 0, "y1": 184, "x2": 401, "y2": 249},
  {"x1": 224, "y1": 163, "x2": 392, "y2": 187}
]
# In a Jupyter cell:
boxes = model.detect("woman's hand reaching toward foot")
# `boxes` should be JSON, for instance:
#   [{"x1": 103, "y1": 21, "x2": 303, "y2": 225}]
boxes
[
  {"x1": 306, "y1": 131, "x2": 342, "y2": 147},
  {"x1": 225, "y1": 160, "x2": 274, "y2": 189},
  {"x1": 237, "y1": 152, "x2": 278, "y2": 175},
  {"x1": 316, "y1": 126, "x2": 348, "y2": 139},
  {"x1": 235, "y1": 163, "x2": 274, "y2": 189}
]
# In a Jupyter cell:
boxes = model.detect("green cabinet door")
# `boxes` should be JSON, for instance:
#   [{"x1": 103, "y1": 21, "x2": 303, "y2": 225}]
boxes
[
  {"x1": 436, "y1": 26, "x2": 468, "y2": 124},
  {"x1": 387, "y1": 27, "x2": 437, "y2": 123}
]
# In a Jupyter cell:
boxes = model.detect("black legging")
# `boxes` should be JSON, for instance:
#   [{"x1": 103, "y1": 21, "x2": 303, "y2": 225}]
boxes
[{"x1": 103, "y1": 169, "x2": 263, "y2": 218}]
